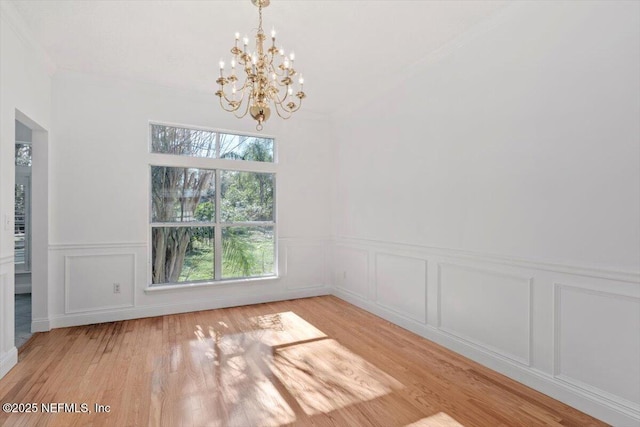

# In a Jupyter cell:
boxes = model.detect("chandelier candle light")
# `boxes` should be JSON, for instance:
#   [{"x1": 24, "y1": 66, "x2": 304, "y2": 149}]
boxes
[{"x1": 216, "y1": 0, "x2": 306, "y2": 131}]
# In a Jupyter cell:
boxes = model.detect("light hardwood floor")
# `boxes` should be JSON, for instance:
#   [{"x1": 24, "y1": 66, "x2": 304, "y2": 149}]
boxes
[{"x1": 0, "y1": 296, "x2": 607, "y2": 426}]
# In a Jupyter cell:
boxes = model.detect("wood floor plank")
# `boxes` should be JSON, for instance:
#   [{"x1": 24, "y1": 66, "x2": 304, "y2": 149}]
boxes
[{"x1": 0, "y1": 296, "x2": 608, "y2": 426}]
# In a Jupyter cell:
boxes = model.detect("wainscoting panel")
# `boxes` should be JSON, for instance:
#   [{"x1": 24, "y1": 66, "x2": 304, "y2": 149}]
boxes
[
  {"x1": 284, "y1": 242, "x2": 326, "y2": 290},
  {"x1": 331, "y1": 237, "x2": 640, "y2": 425},
  {"x1": 44, "y1": 239, "x2": 330, "y2": 331},
  {"x1": 555, "y1": 284, "x2": 640, "y2": 412},
  {"x1": 438, "y1": 263, "x2": 532, "y2": 365},
  {"x1": 0, "y1": 271, "x2": 6, "y2": 353},
  {"x1": 334, "y1": 246, "x2": 369, "y2": 298},
  {"x1": 65, "y1": 253, "x2": 135, "y2": 313},
  {"x1": 375, "y1": 253, "x2": 426, "y2": 323},
  {"x1": 0, "y1": 257, "x2": 18, "y2": 377}
]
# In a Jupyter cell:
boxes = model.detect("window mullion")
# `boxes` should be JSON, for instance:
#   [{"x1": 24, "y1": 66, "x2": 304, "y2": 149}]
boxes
[{"x1": 216, "y1": 131, "x2": 221, "y2": 158}]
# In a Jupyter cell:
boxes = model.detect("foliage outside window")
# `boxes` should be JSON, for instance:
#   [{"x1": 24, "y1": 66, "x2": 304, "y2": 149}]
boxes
[
  {"x1": 15, "y1": 144, "x2": 32, "y2": 167},
  {"x1": 150, "y1": 124, "x2": 275, "y2": 286}
]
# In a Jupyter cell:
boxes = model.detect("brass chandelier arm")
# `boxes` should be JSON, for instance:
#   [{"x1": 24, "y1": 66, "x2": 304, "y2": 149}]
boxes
[
  {"x1": 273, "y1": 93, "x2": 303, "y2": 117},
  {"x1": 273, "y1": 101, "x2": 295, "y2": 119},
  {"x1": 217, "y1": 85, "x2": 245, "y2": 113},
  {"x1": 218, "y1": 91, "x2": 252, "y2": 119},
  {"x1": 218, "y1": 85, "x2": 246, "y2": 109},
  {"x1": 234, "y1": 93, "x2": 253, "y2": 119}
]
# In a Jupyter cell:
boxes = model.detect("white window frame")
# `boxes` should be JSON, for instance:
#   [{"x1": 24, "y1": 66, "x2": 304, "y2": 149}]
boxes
[{"x1": 146, "y1": 121, "x2": 278, "y2": 290}]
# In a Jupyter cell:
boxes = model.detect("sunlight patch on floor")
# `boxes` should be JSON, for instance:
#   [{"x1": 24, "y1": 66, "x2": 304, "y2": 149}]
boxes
[
  {"x1": 270, "y1": 338, "x2": 403, "y2": 416},
  {"x1": 249, "y1": 311, "x2": 328, "y2": 347},
  {"x1": 405, "y1": 412, "x2": 465, "y2": 426},
  {"x1": 189, "y1": 311, "x2": 403, "y2": 424}
]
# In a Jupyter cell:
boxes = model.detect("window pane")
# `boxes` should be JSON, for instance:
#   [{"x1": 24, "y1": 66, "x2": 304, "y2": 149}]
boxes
[
  {"x1": 221, "y1": 171, "x2": 274, "y2": 222},
  {"x1": 222, "y1": 226, "x2": 274, "y2": 279},
  {"x1": 15, "y1": 144, "x2": 32, "y2": 167},
  {"x1": 220, "y1": 134, "x2": 273, "y2": 162},
  {"x1": 152, "y1": 227, "x2": 214, "y2": 284},
  {"x1": 151, "y1": 166, "x2": 215, "y2": 222},
  {"x1": 151, "y1": 124, "x2": 216, "y2": 158}
]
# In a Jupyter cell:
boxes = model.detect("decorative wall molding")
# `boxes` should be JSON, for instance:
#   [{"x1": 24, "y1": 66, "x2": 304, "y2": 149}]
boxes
[
  {"x1": 279, "y1": 237, "x2": 331, "y2": 243},
  {"x1": 9, "y1": 233, "x2": 638, "y2": 424},
  {"x1": 49, "y1": 237, "x2": 326, "y2": 251},
  {"x1": 334, "y1": 286, "x2": 640, "y2": 427},
  {"x1": 555, "y1": 374, "x2": 640, "y2": 418},
  {"x1": 334, "y1": 246, "x2": 370, "y2": 299},
  {"x1": 284, "y1": 283, "x2": 327, "y2": 291},
  {"x1": 282, "y1": 241, "x2": 329, "y2": 291},
  {"x1": 374, "y1": 252, "x2": 427, "y2": 324},
  {"x1": 48, "y1": 287, "x2": 330, "y2": 329},
  {"x1": 64, "y1": 253, "x2": 136, "y2": 314},
  {"x1": 553, "y1": 283, "x2": 640, "y2": 416},
  {"x1": 336, "y1": 236, "x2": 640, "y2": 284},
  {"x1": 436, "y1": 262, "x2": 533, "y2": 366},
  {"x1": 553, "y1": 283, "x2": 640, "y2": 375},
  {"x1": 333, "y1": 237, "x2": 640, "y2": 426},
  {"x1": 50, "y1": 242, "x2": 147, "y2": 251}
]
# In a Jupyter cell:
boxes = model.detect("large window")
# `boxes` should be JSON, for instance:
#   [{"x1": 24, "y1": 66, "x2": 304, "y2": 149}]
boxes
[{"x1": 150, "y1": 124, "x2": 275, "y2": 286}]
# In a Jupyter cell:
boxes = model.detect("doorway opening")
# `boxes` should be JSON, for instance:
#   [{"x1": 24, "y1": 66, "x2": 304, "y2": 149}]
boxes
[
  {"x1": 14, "y1": 120, "x2": 32, "y2": 348},
  {"x1": 10, "y1": 110, "x2": 49, "y2": 356}
]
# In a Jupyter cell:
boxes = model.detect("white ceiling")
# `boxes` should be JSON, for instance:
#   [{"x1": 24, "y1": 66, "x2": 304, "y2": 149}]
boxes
[{"x1": 11, "y1": 0, "x2": 508, "y2": 115}]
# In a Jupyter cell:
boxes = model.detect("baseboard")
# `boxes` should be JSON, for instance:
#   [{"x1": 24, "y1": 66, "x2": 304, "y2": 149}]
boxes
[
  {"x1": 332, "y1": 287, "x2": 640, "y2": 427},
  {"x1": 47, "y1": 286, "x2": 331, "y2": 329},
  {"x1": 0, "y1": 347, "x2": 18, "y2": 378},
  {"x1": 31, "y1": 317, "x2": 50, "y2": 332}
]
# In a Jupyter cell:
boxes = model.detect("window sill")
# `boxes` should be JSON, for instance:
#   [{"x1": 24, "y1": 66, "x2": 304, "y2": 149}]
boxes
[{"x1": 144, "y1": 275, "x2": 279, "y2": 293}]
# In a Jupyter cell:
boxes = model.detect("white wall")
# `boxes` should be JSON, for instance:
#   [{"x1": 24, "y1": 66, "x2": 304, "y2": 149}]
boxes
[
  {"x1": 1, "y1": 1, "x2": 638, "y2": 425},
  {"x1": 44, "y1": 70, "x2": 333, "y2": 329},
  {"x1": 0, "y1": 2, "x2": 53, "y2": 377},
  {"x1": 331, "y1": 1, "x2": 640, "y2": 425}
]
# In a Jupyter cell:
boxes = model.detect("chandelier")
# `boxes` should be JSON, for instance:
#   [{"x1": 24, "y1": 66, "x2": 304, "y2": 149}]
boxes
[{"x1": 215, "y1": 0, "x2": 306, "y2": 131}]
